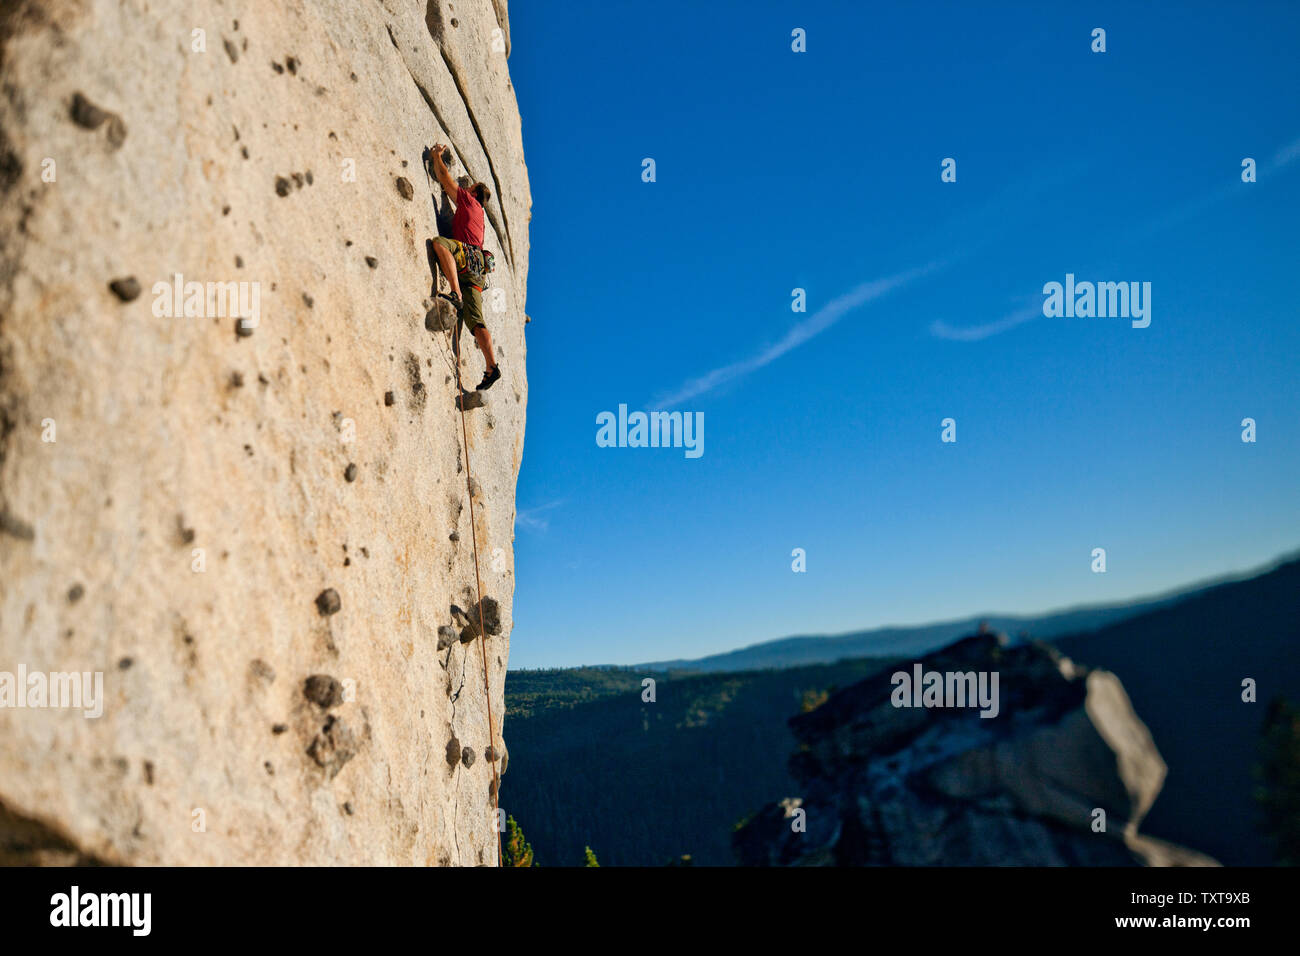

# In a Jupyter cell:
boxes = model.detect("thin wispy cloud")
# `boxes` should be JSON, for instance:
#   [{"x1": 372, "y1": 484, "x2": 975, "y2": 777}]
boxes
[
  {"x1": 649, "y1": 166, "x2": 1093, "y2": 407},
  {"x1": 653, "y1": 261, "x2": 944, "y2": 409},
  {"x1": 653, "y1": 139, "x2": 1294, "y2": 382},
  {"x1": 1269, "y1": 135, "x2": 1300, "y2": 169},
  {"x1": 516, "y1": 499, "x2": 566, "y2": 532},
  {"x1": 930, "y1": 304, "x2": 1041, "y2": 342},
  {"x1": 933, "y1": 131, "x2": 1300, "y2": 343},
  {"x1": 1126, "y1": 131, "x2": 1300, "y2": 244}
]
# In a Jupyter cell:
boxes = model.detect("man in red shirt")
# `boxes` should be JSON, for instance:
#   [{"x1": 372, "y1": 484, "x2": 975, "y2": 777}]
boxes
[{"x1": 427, "y1": 144, "x2": 500, "y2": 391}]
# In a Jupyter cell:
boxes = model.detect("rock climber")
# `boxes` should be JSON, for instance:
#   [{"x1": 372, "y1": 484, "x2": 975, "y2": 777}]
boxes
[{"x1": 425, "y1": 144, "x2": 500, "y2": 391}]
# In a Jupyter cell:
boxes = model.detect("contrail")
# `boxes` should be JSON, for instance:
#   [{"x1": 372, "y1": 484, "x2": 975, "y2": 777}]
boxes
[
  {"x1": 653, "y1": 261, "x2": 944, "y2": 409},
  {"x1": 930, "y1": 304, "x2": 1040, "y2": 342},
  {"x1": 649, "y1": 164, "x2": 1096, "y2": 407},
  {"x1": 1270, "y1": 135, "x2": 1300, "y2": 169},
  {"x1": 932, "y1": 131, "x2": 1300, "y2": 342}
]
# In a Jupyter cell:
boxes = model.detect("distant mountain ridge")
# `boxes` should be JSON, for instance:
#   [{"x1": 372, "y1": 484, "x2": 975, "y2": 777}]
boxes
[{"x1": 631, "y1": 553, "x2": 1299, "y2": 673}]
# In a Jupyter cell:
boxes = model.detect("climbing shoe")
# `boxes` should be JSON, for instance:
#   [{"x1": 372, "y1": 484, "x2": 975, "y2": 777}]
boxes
[
  {"x1": 438, "y1": 290, "x2": 463, "y2": 316},
  {"x1": 476, "y1": 365, "x2": 501, "y2": 391}
]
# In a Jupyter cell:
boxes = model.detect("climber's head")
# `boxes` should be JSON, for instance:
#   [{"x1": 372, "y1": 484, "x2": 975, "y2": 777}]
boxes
[{"x1": 471, "y1": 182, "x2": 491, "y2": 205}]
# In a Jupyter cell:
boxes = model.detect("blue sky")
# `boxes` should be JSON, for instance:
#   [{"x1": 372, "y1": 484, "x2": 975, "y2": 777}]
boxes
[{"x1": 506, "y1": 1, "x2": 1300, "y2": 669}]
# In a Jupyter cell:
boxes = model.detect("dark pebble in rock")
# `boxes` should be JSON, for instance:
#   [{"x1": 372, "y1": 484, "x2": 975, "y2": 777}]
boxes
[
  {"x1": 306, "y1": 715, "x2": 357, "y2": 778},
  {"x1": 445, "y1": 736, "x2": 461, "y2": 768},
  {"x1": 70, "y1": 92, "x2": 107, "y2": 129},
  {"x1": 68, "y1": 583, "x2": 84, "y2": 603},
  {"x1": 224, "y1": 38, "x2": 239, "y2": 63},
  {"x1": 118, "y1": 657, "x2": 133, "y2": 670},
  {"x1": 106, "y1": 115, "x2": 127, "y2": 150},
  {"x1": 365, "y1": 256, "x2": 378, "y2": 269},
  {"x1": 464, "y1": 597, "x2": 502, "y2": 636},
  {"x1": 303, "y1": 293, "x2": 313, "y2": 308},
  {"x1": 272, "y1": 723, "x2": 288, "y2": 734},
  {"x1": 315, "y1": 588, "x2": 341, "y2": 616},
  {"x1": 395, "y1": 176, "x2": 414, "y2": 200},
  {"x1": 250, "y1": 659, "x2": 276, "y2": 682},
  {"x1": 303, "y1": 674, "x2": 343, "y2": 708},
  {"x1": 344, "y1": 463, "x2": 357, "y2": 482},
  {"x1": 235, "y1": 317, "x2": 254, "y2": 337},
  {"x1": 384, "y1": 391, "x2": 395, "y2": 406},
  {"x1": 449, "y1": 531, "x2": 459, "y2": 542},
  {"x1": 425, "y1": 303, "x2": 454, "y2": 333},
  {"x1": 461, "y1": 746, "x2": 476, "y2": 768},
  {"x1": 275, "y1": 176, "x2": 291, "y2": 196},
  {"x1": 436, "y1": 626, "x2": 457, "y2": 650},
  {"x1": 108, "y1": 277, "x2": 141, "y2": 302}
]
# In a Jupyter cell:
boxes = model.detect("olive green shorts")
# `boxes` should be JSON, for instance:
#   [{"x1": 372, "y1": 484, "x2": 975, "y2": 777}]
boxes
[{"x1": 432, "y1": 236, "x2": 486, "y2": 332}]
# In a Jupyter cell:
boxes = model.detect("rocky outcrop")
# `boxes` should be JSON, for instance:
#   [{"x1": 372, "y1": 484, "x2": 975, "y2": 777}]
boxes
[
  {"x1": 733, "y1": 634, "x2": 1218, "y2": 866},
  {"x1": 0, "y1": 0, "x2": 529, "y2": 864}
]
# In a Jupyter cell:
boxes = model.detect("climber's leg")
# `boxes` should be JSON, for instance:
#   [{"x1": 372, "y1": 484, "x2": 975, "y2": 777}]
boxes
[
  {"x1": 431, "y1": 237, "x2": 463, "y2": 300},
  {"x1": 473, "y1": 326, "x2": 497, "y2": 372},
  {"x1": 460, "y1": 286, "x2": 500, "y2": 390}
]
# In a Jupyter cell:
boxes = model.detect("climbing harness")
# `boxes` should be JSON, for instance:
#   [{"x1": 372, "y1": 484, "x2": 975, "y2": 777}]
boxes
[{"x1": 462, "y1": 244, "x2": 488, "y2": 288}]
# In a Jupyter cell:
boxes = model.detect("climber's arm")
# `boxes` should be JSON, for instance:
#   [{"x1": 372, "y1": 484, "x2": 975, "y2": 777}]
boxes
[{"x1": 428, "y1": 145, "x2": 460, "y2": 203}]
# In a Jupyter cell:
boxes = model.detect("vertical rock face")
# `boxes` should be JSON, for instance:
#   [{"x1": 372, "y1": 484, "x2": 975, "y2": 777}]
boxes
[
  {"x1": 733, "y1": 635, "x2": 1219, "y2": 866},
  {"x1": 0, "y1": 0, "x2": 529, "y2": 864}
]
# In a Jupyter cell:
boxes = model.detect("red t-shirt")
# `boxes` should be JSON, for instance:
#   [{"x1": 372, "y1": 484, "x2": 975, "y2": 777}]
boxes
[{"x1": 452, "y1": 186, "x2": 485, "y2": 247}]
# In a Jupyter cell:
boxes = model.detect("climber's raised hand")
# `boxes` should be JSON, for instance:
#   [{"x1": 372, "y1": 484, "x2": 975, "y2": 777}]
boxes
[{"x1": 427, "y1": 146, "x2": 457, "y2": 197}]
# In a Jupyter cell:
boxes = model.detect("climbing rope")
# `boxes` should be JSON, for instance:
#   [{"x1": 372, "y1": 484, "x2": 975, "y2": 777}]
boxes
[
  {"x1": 452, "y1": 317, "x2": 504, "y2": 868},
  {"x1": 425, "y1": 148, "x2": 503, "y2": 866}
]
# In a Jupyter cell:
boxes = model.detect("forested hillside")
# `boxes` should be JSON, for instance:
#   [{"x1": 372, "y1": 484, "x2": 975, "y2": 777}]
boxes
[{"x1": 501, "y1": 659, "x2": 893, "y2": 865}]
